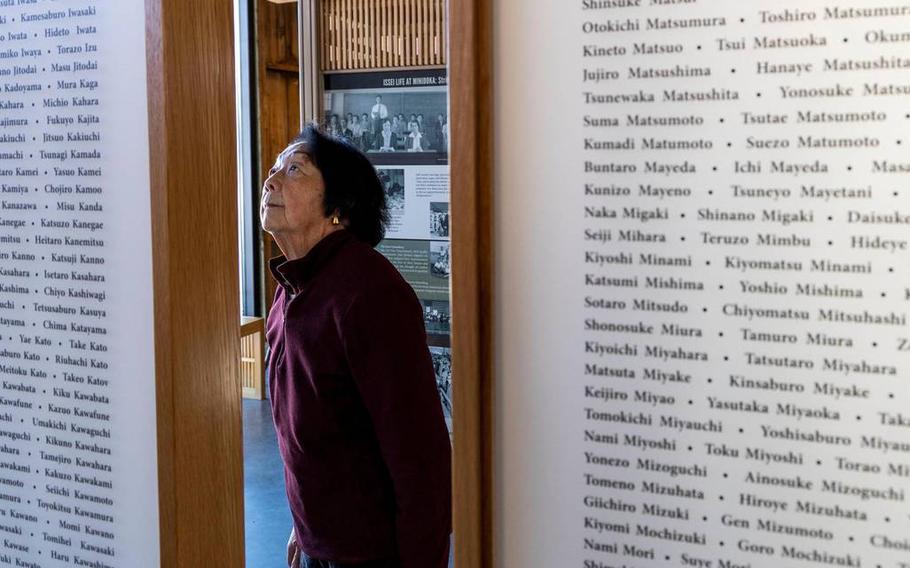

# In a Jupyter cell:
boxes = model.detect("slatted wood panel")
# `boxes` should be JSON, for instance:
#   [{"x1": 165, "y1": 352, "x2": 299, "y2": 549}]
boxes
[
  {"x1": 322, "y1": 0, "x2": 446, "y2": 70},
  {"x1": 241, "y1": 317, "x2": 266, "y2": 400}
]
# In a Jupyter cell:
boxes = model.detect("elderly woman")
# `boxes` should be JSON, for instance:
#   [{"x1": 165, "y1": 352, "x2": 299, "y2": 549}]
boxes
[{"x1": 261, "y1": 125, "x2": 452, "y2": 568}]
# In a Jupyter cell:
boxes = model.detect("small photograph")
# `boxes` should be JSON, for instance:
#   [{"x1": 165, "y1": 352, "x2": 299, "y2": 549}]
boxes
[
  {"x1": 429, "y1": 241, "x2": 450, "y2": 279},
  {"x1": 422, "y1": 299, "x2": 451, "y2": 336},
  {"x1": 323, "y1": 90, "x2": 449, "y2": 156},
  {"x1": 429, "y1": 346, "x2": 452, "y2": 423},
  {"x1": 378, "y1": 168, "x2": 405, "y2": 211},
  {"x1": 429, "y1": 202, "x2": 449, "y2": 238}
]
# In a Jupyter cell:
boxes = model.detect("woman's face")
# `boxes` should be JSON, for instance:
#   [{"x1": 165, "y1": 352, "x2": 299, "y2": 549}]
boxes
[{"x1": 260, "y1": 143, "x2": 327, "y2": 238}]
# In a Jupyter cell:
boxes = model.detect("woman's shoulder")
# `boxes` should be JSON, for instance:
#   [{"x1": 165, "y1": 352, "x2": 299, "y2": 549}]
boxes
[{"x1": 332, "y1": 237, "x2": 412, "y2": 292}]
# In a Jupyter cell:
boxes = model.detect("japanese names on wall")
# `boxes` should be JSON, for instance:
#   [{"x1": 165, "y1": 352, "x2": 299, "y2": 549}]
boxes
[
  {"x1": 0, "y1": 1, "x2": 159, "y2": 566},
  {"x1": 580, "y1": 2, "x2": 909, "y2": 567},
  {"x1": 495, "y1": 1, "x2": 910, "y2": 567}
]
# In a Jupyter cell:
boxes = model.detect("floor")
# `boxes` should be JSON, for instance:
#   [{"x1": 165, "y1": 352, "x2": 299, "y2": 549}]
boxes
[{"x1": 244, "y1": 399, "x2": 293, "y2": 568}]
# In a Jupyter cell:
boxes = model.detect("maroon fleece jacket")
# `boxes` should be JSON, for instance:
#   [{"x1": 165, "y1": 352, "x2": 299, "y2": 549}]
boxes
[{"x1": 266, "y1": 230, "x2": 451, "y2": 567}]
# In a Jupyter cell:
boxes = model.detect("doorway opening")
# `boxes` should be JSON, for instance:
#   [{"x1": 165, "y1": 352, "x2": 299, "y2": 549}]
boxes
[{"x1": 235, "y1": 1, "x2": 454, "y2": 566}]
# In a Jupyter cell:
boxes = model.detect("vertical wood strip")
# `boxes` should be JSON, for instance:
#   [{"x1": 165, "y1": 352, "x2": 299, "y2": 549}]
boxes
[
  {"x1": 441, "y1": 0, "x2": 447, "y2": 67},
  {"x1": 438, "y1": 0, "x2": 443, "y2": 64},
  {"x1": 400, "y1": 0, "x2": 405, "y2": 66},
  {"x1": 416, "y1": 0, "x2": 421, "y2": 65},
  {"x1": 373, "y1": 0, "x2": 379, "y2": 68},
  {"x1": 390, "y1": 0, "x2": 395, "y2": 67},
  {"x1": 353, "y1": 0, "x2": 358, "y2": 68},
  {"x1": 393, "y1": 0, "x2": 399, "y2": 66},
  {"x1": 323, "y1": 4, "x2": 330, "y2": 70},
  {"x1": 326, "y1": 2, "x2": 332, "y2": 70},
  {"x1": 430, "y1": 0, "x2": 435, "y2": 64},
  {"x1": 421, "y1": 0, "x2": 433, "y2": 65},
  {"x1": 333, "y1": 1, "x2": 338, "y2": 70},
  {"x1": 379, "y1": 0, "x2": 384, "y2": 68},
  {"x1": 362, "y1": 0, "x2": 368, "y2": 68},
  {"x1": 357, "y1": 0, "x2": 367, "y2": 69},
  {"x1": 362, "y1": 0, "x2": 366, "y2": 68},
  {"x1": 334, "y1": 2, "x2": 340, "y2": 69},
  {"x1": 341, "y1": 0, "x2": 348, "y2": 70},
  {"x1": 350, "y1": 0, "x2": 356, "y2": 69},
  {"x1": 148, "y1": 0, "x2": 243, "y2": 565},
  {"x1": 378, "y1": 0, "x2": 384, "y2": 67},
  {"x1": 354, "y1": 0, "x2": 359, "y2": 69},
  {"x1": 367, "y1": 0, "x2": 373, "y2": 68},
  {"x1": 379, "y1": 0, "x2": 390, "y2": 67},
  {"x1": 403, "y1": 0, "x2": 407, "y2": 66},
  {"x1": 431, "y1": 0, "x2": 437, "y2": 64},
  {"x1": 391, "y1": 0, "x2": 396, "y2": 67},
  {"x1": 349, "y1": 0, "x2": 360, "y2": 69},
  {"x1": 348, "y1": 0, "x2": 354, "y2": 69},
  {"x1": 330, "y1": 0, "x2": 338, "y2": 69},
  {"x1": 449, "y1": 0, "x2": 495, "y2": 563},
  {"x1": 341, "y1": 0, "x2": 347, "y2": 70},
  {"x1": 427, "y1": 0, "x2": 433, "y2": 64},
  {"x1": 424, "y1": 0, "x2": 429, "y2": 65},
  {"x1": 417, "y1": 0, "x2": 423, "y2": 64},
  {"x1": 372, "y1": 0, "x2": 378, "y2": 68}
]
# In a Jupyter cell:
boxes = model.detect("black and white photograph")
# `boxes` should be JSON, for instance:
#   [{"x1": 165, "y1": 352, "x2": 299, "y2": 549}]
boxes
[
  {"x1": 378, "y1": 168, "x2": 405, "y2": 211},
  {"x1": 324, "y1": 92, "x2": 448, "y2": 158},
  {"x1": 422, "y1": 299, "x2": 451, "y2": 336},
  {"x1": 429, "y1": 241, "x2": 450, "y2": 280},
  {"x1": 429, "y1": 202, "x2": 449, "y2": 238},
  {"x1": 323, "y1": 69, "x2": 449, "y2": 166},
  {"x1": 429, "y1": 346, "x2": 452, "y2": 427}
]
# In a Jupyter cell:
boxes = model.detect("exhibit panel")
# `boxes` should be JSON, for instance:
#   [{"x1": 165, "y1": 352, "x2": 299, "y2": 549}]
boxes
[
  {"x1": 494, "y1": 1, "x2": 910, "y2": 567},
  {"x1": 0, "y1": 1, "x2": 160, "y2": 565},
  {"x1": 322, "y1": 68, "x2": 455, "y2": 430}
]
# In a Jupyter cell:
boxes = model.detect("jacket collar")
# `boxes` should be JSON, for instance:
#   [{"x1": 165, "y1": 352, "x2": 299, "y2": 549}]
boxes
[{"x1": 269, "y1": 230, "x2": 353, "y2": 294}]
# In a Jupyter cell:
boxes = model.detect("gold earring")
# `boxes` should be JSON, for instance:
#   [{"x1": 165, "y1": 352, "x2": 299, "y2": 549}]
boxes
[{"x1": 332, "y1": 215, "x2": 340, "y2": 226}]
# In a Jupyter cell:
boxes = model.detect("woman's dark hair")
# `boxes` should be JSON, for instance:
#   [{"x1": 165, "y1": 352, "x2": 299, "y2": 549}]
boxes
[{"x1": 292, "y1": 124, "x2": 388, "y2": 246}]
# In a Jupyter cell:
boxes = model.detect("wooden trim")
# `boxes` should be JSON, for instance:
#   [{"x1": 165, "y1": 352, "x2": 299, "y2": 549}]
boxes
[
  {"x1": 146, "y1": 1, "x2": 245, "y2": 565},
  {"x1": 450, "y1": 0, "x2": 494, "y2": 566},
  {"x1": 300, "y1": 0, "x2": 322, "y2": 123}
]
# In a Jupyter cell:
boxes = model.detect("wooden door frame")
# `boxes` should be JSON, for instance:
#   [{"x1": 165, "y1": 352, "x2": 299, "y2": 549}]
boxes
[
  {"x1": 449, "y1": 0, "x2": 494, "y2": 566},
  {"x1": 147, "y1": 0, "x2": 245, "y2": 565}
]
